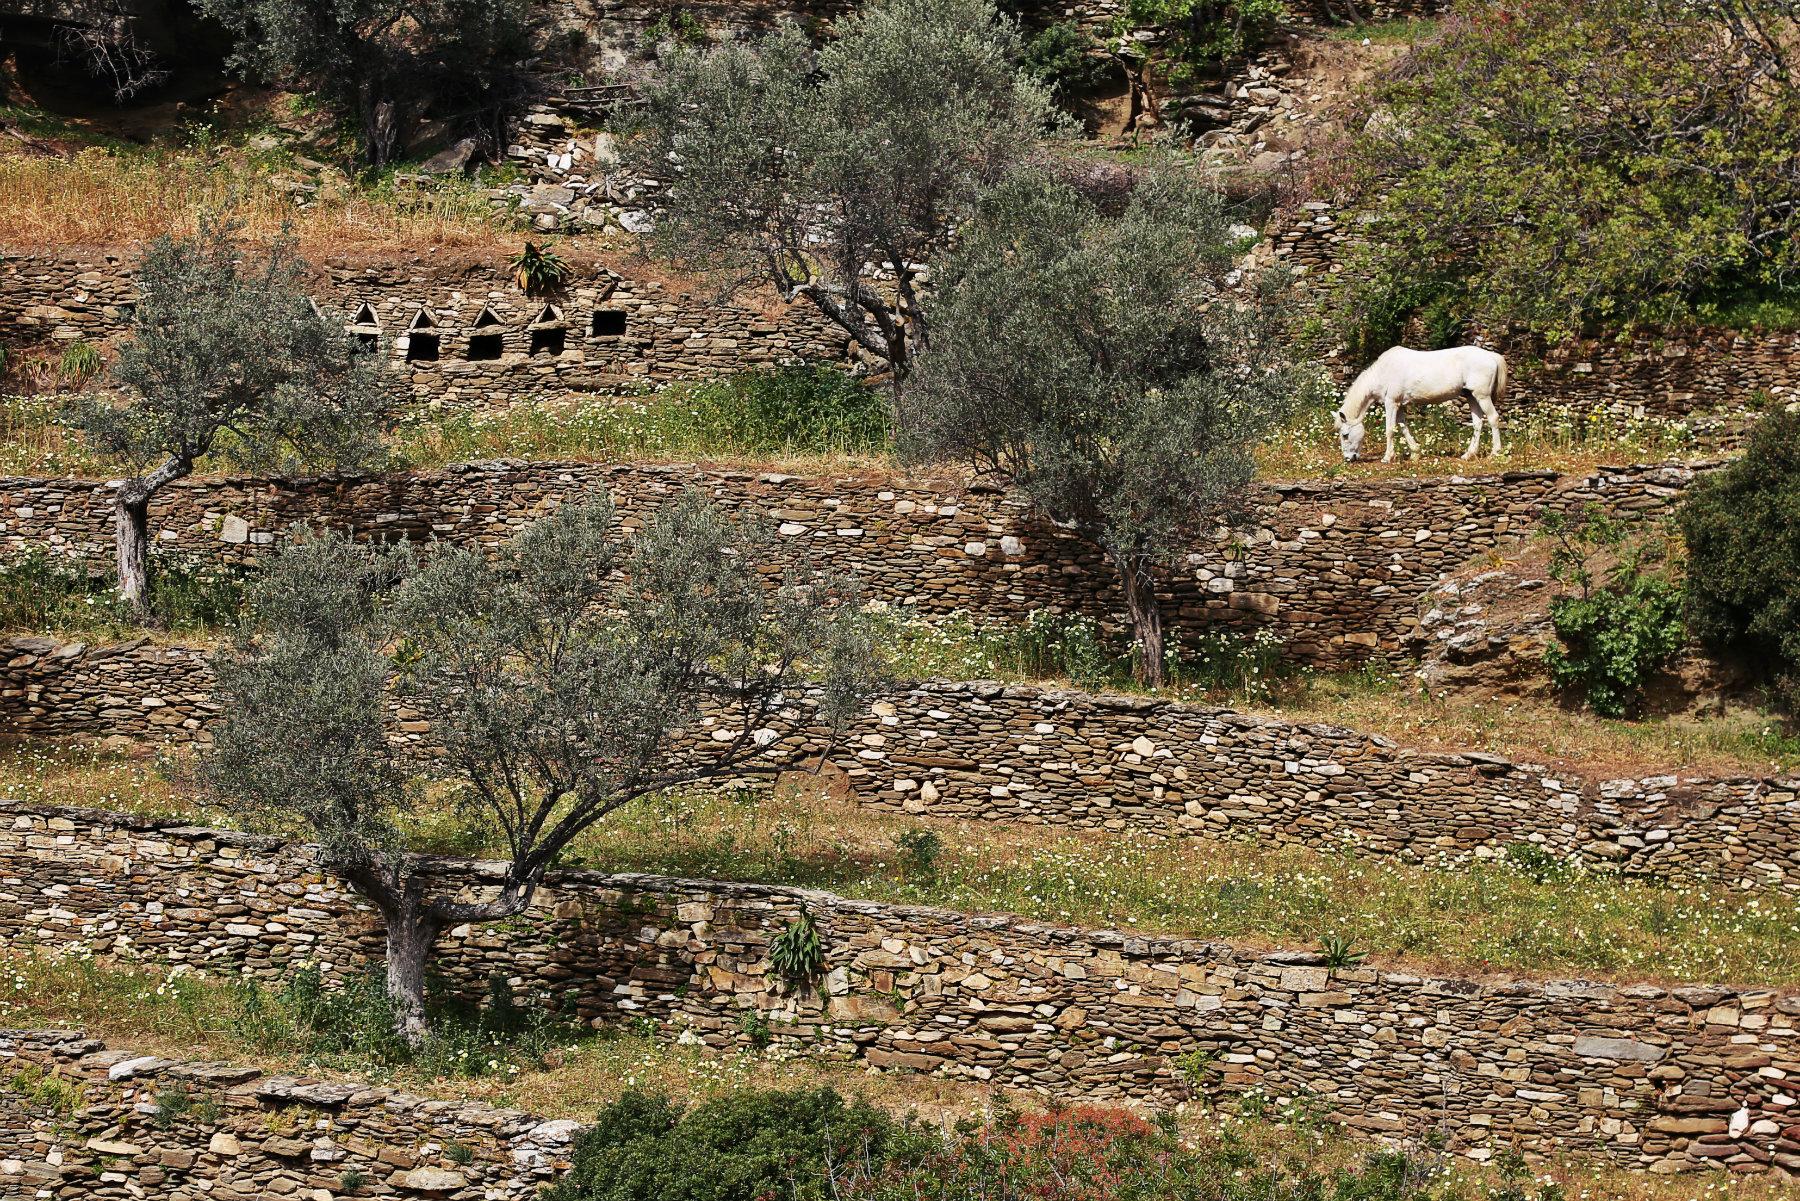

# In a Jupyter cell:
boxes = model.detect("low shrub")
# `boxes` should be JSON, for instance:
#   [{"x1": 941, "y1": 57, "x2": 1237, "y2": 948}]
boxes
[
  {"x1": 544, "y1": 1087, "x2": 898, "y2": 1201},
  {"x1": 591, "y1": 1095, "x2": 1570, "y2": 1201},
  {"x1": 1540, "y1": 508, "x2": 1686, "y2": 718},
  {"x1": 1677, "y1": 407, "x2": 1800, "y2": 712},
  {"x1": 681, "y1": 366, "x2": 891, "y2": 457}
]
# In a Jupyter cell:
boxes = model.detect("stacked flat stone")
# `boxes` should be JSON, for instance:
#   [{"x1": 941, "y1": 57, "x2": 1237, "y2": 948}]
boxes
[
  {"x1": 0, "y1": 460, "x2": 1711, "y2": 667},
  {"x1": 0, "y1": 804, "x2": 1794, "y2": 1175},
  {"x1": 0, "y1": 1028, "x2": 575, "y2": 1198}
]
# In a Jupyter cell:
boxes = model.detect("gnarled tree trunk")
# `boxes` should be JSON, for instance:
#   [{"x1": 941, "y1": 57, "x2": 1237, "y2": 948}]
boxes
[
  {"x1": 114, "y1": 484, "x2": 153, "y2": 623},
  {"x1": 1114, "y1": 553, "x2": 1166, "y2": 688},
  {"x1": 380, "y1": 890, "x2": 442, "y2": 1051}
]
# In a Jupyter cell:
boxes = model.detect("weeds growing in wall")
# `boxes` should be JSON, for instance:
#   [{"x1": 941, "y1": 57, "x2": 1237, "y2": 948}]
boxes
[{"x1": 0, "y1": 548, "x2": 251, "y2": 636}]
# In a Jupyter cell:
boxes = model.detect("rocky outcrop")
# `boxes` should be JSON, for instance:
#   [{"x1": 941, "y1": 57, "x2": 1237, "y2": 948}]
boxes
[{"x1": 0, "y1": 1028, "x2": 576, "y2": 1199}]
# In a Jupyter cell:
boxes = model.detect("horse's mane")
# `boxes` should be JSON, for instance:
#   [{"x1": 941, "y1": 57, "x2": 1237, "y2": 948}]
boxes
[{"x1": 1340, "y1": 365, "x2": 1378, "y2": 422}]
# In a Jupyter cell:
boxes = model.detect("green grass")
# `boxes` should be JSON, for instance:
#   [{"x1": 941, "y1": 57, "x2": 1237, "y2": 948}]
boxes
[{"x1": 395, "y1": 367, "x2": 890, "y2": 469}]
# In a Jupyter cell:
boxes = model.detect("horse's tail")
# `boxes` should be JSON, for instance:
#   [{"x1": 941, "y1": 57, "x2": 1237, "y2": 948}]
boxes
[{"x1": 1492, "y1": 352, "x2": 1508, "y2": 410}]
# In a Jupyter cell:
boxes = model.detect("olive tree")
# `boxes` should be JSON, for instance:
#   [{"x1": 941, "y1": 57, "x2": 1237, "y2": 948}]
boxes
[
  {"x1": 68, "y1": 216, "x2": 393, "y2": 622},
  {"x1": 195, "y1": 0, "x2": 527, "y2": 164},
  {"x1": 205, "y1": 495, "x2": 884, "y2": 1047},
  {"x1": 632, "y1": 0, "x2": 1056, "y2": 388},
  {"x1": 900, "y1": 164, "x2": 1307, "y2": 686}
]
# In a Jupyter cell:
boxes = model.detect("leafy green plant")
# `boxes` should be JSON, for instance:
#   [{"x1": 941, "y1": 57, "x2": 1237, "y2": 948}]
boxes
[
  {"x1": 339, "y1": 1168, "x2": 368, "y2": 1192},
  {"x1": 510, "y1": 241, "x2": 572, "y2": 294},
  {"x1": 1174, "y1": 1046, "x2": 1218, "y2": 1087},
  {"x1": 445, "y1": 1141, "x2": 475, "y2": 1166},
  {"x1": 734, "y1": 1008, "x2": 773, "y2": 1049},
  {"x1": 895, "y1": 829, "x2": 942, "y2": 881},
  {"x1": 547, "y1": 1089, "x2": 900, "y2": 1201},
  {"x1": 767, "y1": 909, "x2": 826, "y2": 986},
  {"x1": 1678, "y1": 407, "x2": 1800, "y2": 713},
  {"x1": 58, "y1": 340, "x2": 103, "y2": 382},
  {"x1": 1019, "y1": 21, "x2": 1112, "y2": 102},
  {"x1": 1124, "y1": 0, "x2": 1285, "y2": 66},
  {"x1": 1343, "y1": 0, "x2": 1800, "y2": 340},
  {"x1": 1319, "y1": 935, "x2": 1365, "y2": 968},
  {"x1": 1541, "y1": 508, "x2": 1686, "y2": 718}
]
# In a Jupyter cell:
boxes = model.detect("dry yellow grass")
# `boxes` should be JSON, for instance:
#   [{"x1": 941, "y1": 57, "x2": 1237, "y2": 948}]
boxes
[{"x1": 0, "y1": 147, "x2": 512, "y2": 254}]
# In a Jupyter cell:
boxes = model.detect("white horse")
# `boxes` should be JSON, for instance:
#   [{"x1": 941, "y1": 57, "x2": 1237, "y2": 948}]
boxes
[{"x1": 1335, "y1": 346, "x2": 1507, "y2": 463}]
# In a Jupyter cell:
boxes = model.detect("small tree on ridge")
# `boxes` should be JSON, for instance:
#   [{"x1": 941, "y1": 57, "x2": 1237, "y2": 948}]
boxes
[
  {"x1": 900, "y1": 163, "x2": 1307, "y2": 686},
  {"x1": 205, "y1": 495, "x2": 884, "y2": 1047},
  {"x1": 631, "y1": 0, "x2": 1056, "y2": 388},
  {"x1": 68, "y1": 215, "x2": 393, "y2": 622}
]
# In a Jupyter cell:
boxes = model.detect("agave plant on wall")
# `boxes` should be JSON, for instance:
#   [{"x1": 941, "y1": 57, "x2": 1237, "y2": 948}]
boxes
[{"x1": 510, "y1": 241, "x2": 573, "y2": 295}]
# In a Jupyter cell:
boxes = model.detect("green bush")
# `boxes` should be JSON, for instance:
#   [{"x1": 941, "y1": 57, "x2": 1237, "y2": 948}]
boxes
[
  {"x1": 1540, "y1": 509, "x2": 1686, "y2": 718},
  {"x1": 1678, "y1": 407, "x2": 1800, "y2": 712},
  {"x1": 1344, "y1": 0, "x2": 1800, "y2": 340},
  {"x1": 1123, "y1": 0, "x2": 1285, "y2": 65},
  {"x1": 544, "y1": 1087, "x2": 898, "y2": 1201},
  {"x1": 1018, "y1": 21, "x2": 1112, "y2": 101}
]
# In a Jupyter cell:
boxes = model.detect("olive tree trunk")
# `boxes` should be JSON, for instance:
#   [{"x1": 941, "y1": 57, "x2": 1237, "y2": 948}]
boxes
[
  {"x1": 351, "y1": 863, "x2": 537, "y2": 1050},
  {"x1": 114, "y1": 455, "x2": 190, "y2": 623},
  {"x1": 380, "y1": 893, "x2": 442, "y2": 1051},
  {"x1": 1114, "y1": 553, "x2": 1167, "y2": 688}
]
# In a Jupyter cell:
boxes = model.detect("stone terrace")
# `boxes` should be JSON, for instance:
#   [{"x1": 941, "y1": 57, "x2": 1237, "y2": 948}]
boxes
[
  {"x1": 0, "y1": 802, "x2": 1795, "y2": 1175},
  {"x1": 7, "y1": 640, "x2": 1796, "y2": 895},
  {"x1": 0, "y1": 459, "x2": 1708, "y2": 666}
]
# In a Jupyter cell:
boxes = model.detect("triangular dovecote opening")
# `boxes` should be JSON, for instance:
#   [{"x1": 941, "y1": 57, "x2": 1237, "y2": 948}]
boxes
[
  {"x1": 528, "y1": 304, "x2": 567, "y2": 357},
  {"x1": 466, "y1": 306, "x2": 505, "y2": 360},
  {"x1": 404, "y1": 308, "x2": 440, "y2": 362},
  {"x1": 346, "y1": 302, "x2": 382, "y2": 351}
]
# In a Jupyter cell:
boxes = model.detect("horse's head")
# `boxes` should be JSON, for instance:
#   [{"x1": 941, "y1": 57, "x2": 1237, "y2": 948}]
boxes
[{"x1": 1334, "y1": 405, "x2": 1366, "y2": 461}]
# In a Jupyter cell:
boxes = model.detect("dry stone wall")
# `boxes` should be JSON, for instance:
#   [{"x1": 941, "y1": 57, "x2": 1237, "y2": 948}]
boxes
[
  {"x1": 0, "y1": 802, "x2": 1795, "y2": 1176},
  {"x1": 1, "y1": 246, "x2": 850, "y2": 408},
  {"x1": 0, "y1": 459, "x2": 1708, "y2": 666},
  {"x1": 7, "y1": 639, "x2": 1796, "y2": 895},
  {"x1": 1270, "y1": 201, "x2": 1800, "y2": 421},
  {"x1": 0, "y1": 1028, "x2": 573, "y2": 1199}
]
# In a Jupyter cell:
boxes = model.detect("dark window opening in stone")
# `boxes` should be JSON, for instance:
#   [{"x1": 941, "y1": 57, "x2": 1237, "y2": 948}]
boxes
[
  {"x1": 466, "y1": 306, "x2": 505, "y2": 360},
  {"x1": 590, "y1": 309, "x2": 627, "y2": 337},
  {"x1": 405, "y1": 310, "x2": 440, "y2": 361},
  {"x1": 530, "y1": 327, "x2": 566, "y2": 357},
  {"x1": 347, "y1": 301, "x2": 382, "y2": 353}
]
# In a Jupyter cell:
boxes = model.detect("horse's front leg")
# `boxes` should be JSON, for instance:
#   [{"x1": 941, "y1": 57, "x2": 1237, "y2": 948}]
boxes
[
  {"x1": 1398, "y1": 415, "x2": 1422, "y2": 456},
  {"x1": 1382, "y1": 396, "x2": 1398, "y2": 463}
]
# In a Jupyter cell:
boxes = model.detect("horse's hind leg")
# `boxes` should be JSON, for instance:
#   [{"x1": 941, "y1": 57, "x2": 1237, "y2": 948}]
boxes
[
  {"x1": 1474, "y1": 387, "x2": 1504, "y2": 456},
  {"x1": 1462, "y1": 401, "x2": 1483, "y2": 460}
]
